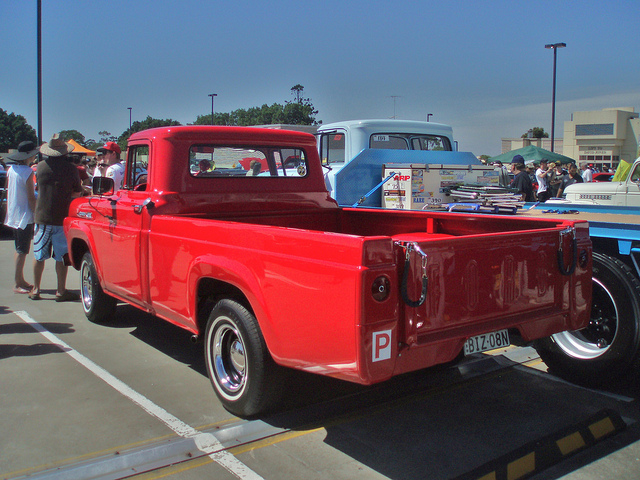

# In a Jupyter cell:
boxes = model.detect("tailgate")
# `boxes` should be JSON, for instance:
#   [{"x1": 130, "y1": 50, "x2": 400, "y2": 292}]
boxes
[{"x1": 393, "y1": 222, "x2": 592, "y2": 347}]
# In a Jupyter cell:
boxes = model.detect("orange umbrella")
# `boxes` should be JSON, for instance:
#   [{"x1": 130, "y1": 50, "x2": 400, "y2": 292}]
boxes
[{"x1": 67, "y1": 138, "x2": 96, "y2": 156}]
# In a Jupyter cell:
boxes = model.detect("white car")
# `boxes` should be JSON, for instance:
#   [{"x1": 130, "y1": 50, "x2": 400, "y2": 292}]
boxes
[{"x1": 563, "y1": 156, "x2": 640, "y2": 206}]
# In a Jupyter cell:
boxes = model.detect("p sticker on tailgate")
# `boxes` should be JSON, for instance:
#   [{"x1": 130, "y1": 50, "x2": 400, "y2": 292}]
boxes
[{"x1": 372, "y1": 330, "x2": 392, "y2": 362}]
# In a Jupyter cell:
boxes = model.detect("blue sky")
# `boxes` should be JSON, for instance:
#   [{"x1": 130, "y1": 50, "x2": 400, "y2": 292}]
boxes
[{"x1": 2, "y1": 0, "x2": 639, "y2": 156}]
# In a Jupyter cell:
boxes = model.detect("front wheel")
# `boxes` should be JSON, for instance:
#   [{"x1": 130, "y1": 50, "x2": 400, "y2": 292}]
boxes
[
  {"x1": 534, "y1": 252, "x2": 640, "y2": 386},
  {"x1": 204, "y1": 299, "x2": 283, "y2": 417},
  {"x1": 80, "y1": 252, "x2": 117, "y2": 323}
]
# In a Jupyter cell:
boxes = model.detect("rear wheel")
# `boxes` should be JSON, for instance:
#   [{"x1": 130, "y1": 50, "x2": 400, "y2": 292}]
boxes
[
  {"x1": 534, "y1": 252, "x2": 640, "y2": 386},
  {"x1": 80, "y1": 252, "x2": 117, "y2": 323},
  {"x1": 204, "y1": 299, "x2": 283, "y2": 417}
]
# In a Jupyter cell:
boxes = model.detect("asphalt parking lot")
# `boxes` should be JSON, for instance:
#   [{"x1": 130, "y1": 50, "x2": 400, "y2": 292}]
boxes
[{"x1": 1, "y1": 227, "x2": 640, "y2": 480}]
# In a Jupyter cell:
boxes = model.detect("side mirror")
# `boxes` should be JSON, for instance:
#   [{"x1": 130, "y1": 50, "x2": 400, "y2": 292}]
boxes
[{"x1": 93, "y1": 176, "x2": 114, "y2": 196}]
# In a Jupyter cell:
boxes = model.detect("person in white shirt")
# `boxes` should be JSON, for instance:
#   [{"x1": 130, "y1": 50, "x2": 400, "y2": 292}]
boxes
[
  {"x1": 4, "y1": 141, "x2": 38, "y2": 293},
  {"x1": 95, "y1": 141, "x2": 125, "y2": 189},
  {"x1": 580, "y1": 162, "x2": 593, "y2": 182},
  {"x1": 535, "y1": 159, "x2": 553, "y2": 202}
]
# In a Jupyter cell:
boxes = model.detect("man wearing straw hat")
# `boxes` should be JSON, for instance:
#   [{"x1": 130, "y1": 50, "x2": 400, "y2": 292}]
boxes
[{"x1": 30, "y1": 133, "x2": 84, "y2": 301}]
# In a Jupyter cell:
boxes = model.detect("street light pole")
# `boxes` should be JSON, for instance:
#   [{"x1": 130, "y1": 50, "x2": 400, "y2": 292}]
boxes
[
  {"x1": 426, "y1": 113, "x2": 433, "y2": 122},
  {"x1": 208, "y1": 93, "x2": 217, "y2": 125},
  {"x1": 545, "y1": 42, "x2": 566, "y2": 152},
  {"x1": 128, "y1": 107, "x2": 132, "y2": 129},
  {"x1": 37, "y1": 0, "x2": 42, "y2": 156}
]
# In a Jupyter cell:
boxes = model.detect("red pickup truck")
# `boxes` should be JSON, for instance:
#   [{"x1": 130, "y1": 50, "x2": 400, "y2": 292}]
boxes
[{"x1": 64, "y1": 126, "x2": 592, "y2": 416}]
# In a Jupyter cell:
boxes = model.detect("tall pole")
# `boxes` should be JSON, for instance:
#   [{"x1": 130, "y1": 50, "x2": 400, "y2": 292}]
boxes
[
  {"x1": 545, "y1": 43, "x2": 566, "y2": 152},
  {"x1": 208, "y1": 93, "x2": 217, "y2": 125},
  {"x1": 128, "y1": 107, "x2": 132, "y2": 129},
  {"x1": 37, "y1": 0, "x2": 42, "y2": 153}
]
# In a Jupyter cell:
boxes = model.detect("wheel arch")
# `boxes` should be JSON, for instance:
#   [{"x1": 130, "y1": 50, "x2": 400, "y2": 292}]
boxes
[
  {"x1": 188, "y1": 257, "x2": 274, "y2": 351},
  {"x1": 194, "y1": 277, "x2": 252, "y2": 334}
]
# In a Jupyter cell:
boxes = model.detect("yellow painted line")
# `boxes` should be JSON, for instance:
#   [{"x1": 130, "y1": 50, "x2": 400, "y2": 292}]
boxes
[
  {"x1": 230, "y1": 428, "x2": 324, "y2": 455},
  {"x1": 506, "y1": 451, "x2": 536, "y2": 479},
  {"x1": 130, "y1": 428, "x2": 326, "y2": 479},
  {"x1": 522, "y1": 358, "x2": 545, "y2": 368},
  {"x1": 556, "y1": 431, "x2": 586, "y2": 455},
  {"x1": 2, "y1": 432, "x2": 179, "y2": 479},
  {"x1": 129, "y1": 456, "x2": 213, "y2": 480},
  {"x1": 457, "y1": 410, "x2": 626, "y2": 480},
  {"x1": 477, "y1": 472, "x2": 497, "y2": 480},
  {"x1": 2, "y1": 415, "x2": 239, "y2": 480},
  {"x1": 589, "y1": 416, "x2": 616, "y2": 439}
]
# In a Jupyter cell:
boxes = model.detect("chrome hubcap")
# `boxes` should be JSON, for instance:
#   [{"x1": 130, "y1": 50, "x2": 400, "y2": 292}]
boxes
[
  {"x1": 81, "y1": 261, "x2": 93, "y2": 312},
  {"x1": 212, "y1": 321, "x2": 246, "y2": 396},
  {"x1": 552, "y1": 277, "x2": 618, "y2": 359}
]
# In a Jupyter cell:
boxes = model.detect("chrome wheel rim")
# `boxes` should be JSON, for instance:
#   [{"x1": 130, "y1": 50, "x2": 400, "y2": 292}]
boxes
[
  {"x1": 81, "y1": 261, "x2": 93, "y2": 313},
  {"x1": 552, "y1": 277, "x2": 618, "y2": 360},
  {"x1": 211, "y1": 319, "x2": 246, "y2": 398}
]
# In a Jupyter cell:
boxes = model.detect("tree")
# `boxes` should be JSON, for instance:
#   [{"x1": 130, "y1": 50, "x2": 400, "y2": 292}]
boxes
[
  {"x1": 521, "y1": 127, "x2": 549, "y2": 139},
  {"x1": 117, "y1": 116, "x2": 182, "y2": 151},
  {"x1": 59, "y1": 129, "x2": 86, "y2": 145},
  {"x1": 0, "y1": 108, "x2": 37, "y2": 151},
  {"x1": 193, "y1": 85, "x2": 321, "y2": 127},
  {"x1": 98, "y1": 131, "x2": 117, "y2": 143},
  {"x1": 284, "y1": 85, "x2": 320, "y2": 125}
]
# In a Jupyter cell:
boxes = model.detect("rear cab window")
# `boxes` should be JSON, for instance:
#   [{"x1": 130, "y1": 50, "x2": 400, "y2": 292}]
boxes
[
  {"x1": 189, "y1": 145, "x2": 308, "y2": 178},
  {"x1": 370, "y1": 133, "x2": 452, "y2": 151}
]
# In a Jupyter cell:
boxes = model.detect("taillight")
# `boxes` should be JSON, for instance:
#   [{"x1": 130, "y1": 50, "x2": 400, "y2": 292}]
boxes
[{"x1": 372, "y1": 275, "x2": 391, "y2": 302}]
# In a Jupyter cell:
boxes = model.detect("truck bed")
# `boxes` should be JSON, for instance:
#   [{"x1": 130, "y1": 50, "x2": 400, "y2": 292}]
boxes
[{"x1": 148, "y1": 207, "x2": 591, "y2": 384}]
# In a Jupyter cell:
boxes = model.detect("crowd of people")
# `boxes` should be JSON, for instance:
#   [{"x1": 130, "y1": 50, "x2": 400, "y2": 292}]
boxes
[
  {"x1": 3, "y1": 134, "x2": 124, "y2": 300},
  {"x1": 498, "y1": 156, "x2": 611, "y2": 203}
]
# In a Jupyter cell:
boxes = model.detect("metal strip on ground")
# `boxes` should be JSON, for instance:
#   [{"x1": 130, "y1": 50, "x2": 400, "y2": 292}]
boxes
[{"x1": 11, "y1": 311, "x2": 268, "y2": 480}]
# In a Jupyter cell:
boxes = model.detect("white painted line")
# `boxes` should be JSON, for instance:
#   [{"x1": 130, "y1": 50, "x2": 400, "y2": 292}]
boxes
[{"x1": 14, "y1": 311, "x2": 263, "y2": 480}]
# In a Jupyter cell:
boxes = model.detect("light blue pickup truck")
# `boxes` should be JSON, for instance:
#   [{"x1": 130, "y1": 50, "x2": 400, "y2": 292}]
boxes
[{"x1": 315, "y1": 119, "x2": 482, "y2": 207}]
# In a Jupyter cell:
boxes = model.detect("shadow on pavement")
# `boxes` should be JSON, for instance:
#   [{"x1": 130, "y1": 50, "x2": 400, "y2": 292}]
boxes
[
  {"x1": 0, "y1": 322, "x2": 75, "y2": 335},
  {"x1": 0, "y1": 343, "x2": 69, "y2": 360},
  {"x1": 74, "y1": 301, "x2": 640, "y2": 480},
  {"x1": 266, "y1": 365, "x2": 640, "y2": 480},
  {"x1": 98, "y1": 304, "x2": 207, "y2": 376}
]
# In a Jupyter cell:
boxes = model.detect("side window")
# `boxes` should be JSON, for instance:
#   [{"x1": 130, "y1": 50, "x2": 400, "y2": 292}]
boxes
[
  {"x1": 127, "y1": 145, "x2": 149, "y2": 189},
  {"x1": 630, "y1": 164, "x2": 640, "y2": 183},
  {"x1": 370, "y1": 135, "x2": 409, "y2": 149},
  {"x1": 275, "y1": 148, "x2": 307, "y2": 177},
  {"x1": 319, "y1": 132, "x2": 346, "y2": 165}
]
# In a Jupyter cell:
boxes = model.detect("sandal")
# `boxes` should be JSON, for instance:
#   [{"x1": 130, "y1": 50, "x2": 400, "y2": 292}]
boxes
[
  {"x1": 55, "y1": 291, "x2": 80, "y2": 302},
  {"x1": 13, "y1": 286, "x2": 31, "y2": 294},
  {"x1": 28, "y1": 291, "x2": 41, "y2": 300}
]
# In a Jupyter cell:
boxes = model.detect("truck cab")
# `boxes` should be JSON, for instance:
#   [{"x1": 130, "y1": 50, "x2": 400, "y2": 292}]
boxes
[
  {"x1": 563, "y1": 156, "x2": 640, "y2": 206},
  {"x1": 316, "y1": 119, "x2": 457, "y2": 199}
]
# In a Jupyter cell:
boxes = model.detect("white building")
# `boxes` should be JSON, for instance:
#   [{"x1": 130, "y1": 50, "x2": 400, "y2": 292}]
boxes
[{"x1": 563, "y1": 107, "x2": 640, "y2": 170}]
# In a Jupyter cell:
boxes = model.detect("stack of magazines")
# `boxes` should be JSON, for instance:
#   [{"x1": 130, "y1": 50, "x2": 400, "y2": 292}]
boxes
[{"x1": 425, "y1": 185, "x2": 525, "y2": 214}]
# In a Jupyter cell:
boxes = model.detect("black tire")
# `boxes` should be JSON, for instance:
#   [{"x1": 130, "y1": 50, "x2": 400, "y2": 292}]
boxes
[
  {"x1": 80, "y1": 252, "x2": 117, "y2": 323},
  {"x1": 204, "y1": 299, "x2": 283, "y2": 417},
  {"x1": 534, "y1": 252, "x2": 640, "y2": 386}
]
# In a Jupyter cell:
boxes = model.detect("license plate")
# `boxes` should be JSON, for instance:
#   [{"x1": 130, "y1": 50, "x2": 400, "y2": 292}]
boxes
[{"x1": 464, "y1": 329, "x2": 510, "y2": 355}]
